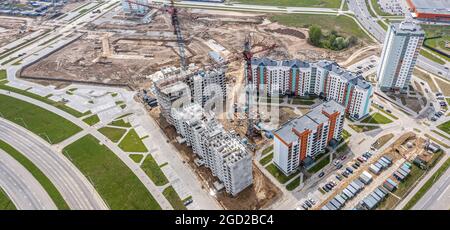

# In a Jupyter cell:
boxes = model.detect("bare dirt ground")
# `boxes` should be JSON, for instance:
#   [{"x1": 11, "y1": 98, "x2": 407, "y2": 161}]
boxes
[
  {"x1": 60, "y1": 0, "x2": 91, "y2": 13},
  {"x1": 21, "y1": 7, "x2": 371, "y2": 89},
  {"x1": 148, "y1": 106, "x2": 281, "y2": 210},
  {"x1": 0, "y1": 17, "x2": 30, "y2": 47}
]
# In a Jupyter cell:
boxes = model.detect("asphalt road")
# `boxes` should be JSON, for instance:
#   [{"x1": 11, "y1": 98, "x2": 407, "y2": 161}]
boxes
[
  {"x1": 0, "y1": 119, "x2": 108, "y2": 210},
  {"x1": 413, "y1": 165, "x2": 450, "y2": 210},
  {"x1": 0, "y1": 149, "x2": 57, "y2": 210}
]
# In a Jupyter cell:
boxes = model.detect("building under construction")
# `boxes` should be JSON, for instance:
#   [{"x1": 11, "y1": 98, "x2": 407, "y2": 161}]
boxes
[{"x1": 151, "y1": 65, "x2": 227, "y2": 125}]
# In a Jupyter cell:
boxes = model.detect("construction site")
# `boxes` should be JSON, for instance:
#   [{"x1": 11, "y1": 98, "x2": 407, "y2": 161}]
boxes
[
  {"x1": 0, "y1": 17, "x2": 30, "y2": 48},
  {"x1": 12, "y1": 1, "x2": 385, "y2": 209},
  {"x1": 20, "y1": 3, "x2": 374, "y2": 89}
]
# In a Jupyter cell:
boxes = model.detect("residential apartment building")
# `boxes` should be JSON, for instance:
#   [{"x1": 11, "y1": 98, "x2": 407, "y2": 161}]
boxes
[
  {"x1": 121, "y1": 0, "x2": 148, "y2": 14},
  {"x1": 273, "y1": 100, "x2": 345, "y2": 175},
  {"x1": 250, "y1": 58, "x2": 372, "y2": 120},
  {"x1": 152, "y1": 66, "x2": 226, "y2": 125},
  {"x1": 377, "y1": 20, "x2": 424, "y2": 92},
  {"x1": 171, "y1": 103, "x2": 253, "y2": 196}
]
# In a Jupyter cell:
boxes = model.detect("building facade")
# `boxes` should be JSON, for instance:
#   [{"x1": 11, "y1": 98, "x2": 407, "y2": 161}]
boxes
[
  {"x1": 250, "y1": 58, "x2": 372, "y2": 120},
  {"x1": 152, "y1": 66, "x2": 226, "y2": 125},
  {"x1": 377, "y1": 20, "x2": 424, "y2": 92},
  {"x1": 273, "y1": 100, "x2": 345, "y2": 175},
  {"x1": 171, "y1": 103, "x2": 253, "y2": 196},
  {"x1": 121, "y1": 0, "x2": 148, "y2": 14}
]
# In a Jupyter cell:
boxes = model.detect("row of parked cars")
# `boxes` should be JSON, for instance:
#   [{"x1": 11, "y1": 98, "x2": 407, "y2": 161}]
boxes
[{"x1": 299, "y1": 198, "x2": 317, "y2": 210}]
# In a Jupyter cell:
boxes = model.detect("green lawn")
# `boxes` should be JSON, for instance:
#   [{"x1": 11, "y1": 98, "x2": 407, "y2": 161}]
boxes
[
  {"x1": 349, "y1": 124, "x2": 380, "y2": 133},
  {"x1": 308, "y1": 155, "x2": 331, "y2": 173},
  {"x1": 0, "y1": 69, "x2": 6, "y2": 80},
  {"x1": 0, "y1": 188, "x2": 16, "y2": 210},
  {"x1": 361, "y1": 112, "x2": 393, "y2": 124},
  {"x1": 109, "y1": 119, "x2": 132, "y2": 128},
  {"x1": 140, "y1": 154, "x2": 169, "y2": 186},
  {"x1": 265, "y1": 163, "x2": 298, "y2": 184},
  {"x1": 98, "y1": 127, "x2": 127, "y2": 143},
  {"x1": 259, "y1": 153, "x2": 273, "y2": 166},
  {"x1": 366, "y1": 0, "x2": 376, "y2": 17},
  {"x1": 237, "y1": 0, "x2": 341, "y2": 8},
  {"x1": 262, "y1": 145, "x2": 273, "y2": 156},
  {"x1": 163, "y1": 186, "x2": 187, "y2": 210},
  {"x1": 437, "y1": 121, "x2": 450, "y2": 136},
  {"x1": 119, "y1": 129, "x2": 148, "y2": 153},
  {"x1": 420, "y1": 49, "x2": 445, "y2": 65},
  {"x1": 377, "y1": 20, "x2": 388, "y2": 31},
  {"x1": 403, "y1": 158, "x2": 450, "y2": 210},
  {"x1": 82, "y1": 114, "x2": 100, "y2": 126},
  {"x1": 129, "y1": 154, "x2": 144, "y2": 163},
  {"x1": 286, "y1": 176, "x2": 301, "y2": 191},
  {"x1": 0, "y1": 83, "x2": 86, "y2": 118},
  {"x1": 63, "y1": 135, "x2": 161, "y2": 210},
  {"x1": 270, "y1": 14, "x2": 372, "y2": 41},
  {"x1": 342, "y1": 129, "x2": 351, "y2": 140},
  {"x1": 0, "y1": 94, "x2": 81, "y2": 144},
  {"x1": 0, "y1": 140, "x2": 69, "y2": 209}
]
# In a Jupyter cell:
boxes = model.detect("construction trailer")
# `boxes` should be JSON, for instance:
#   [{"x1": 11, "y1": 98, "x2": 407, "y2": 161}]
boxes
[
  {"x1": 347, "y1": 184, "x2": 358, "y2": 194},
  {"x1": 343, "y1": 188, "x2": 354, "y2": 199},
  {"x1": 386, "y1": 178, "x2": 398, "y2": 188},
  {"x1": 383, "y1": 181, "x2": 396, "y2": 192},
  {"x1": 393, "y1": 171, "x2": 405, "y2": 181},
  {"x1": 380, "y1": 157, "x2": 391, "y2": 166},
  {"x1": 370, "y1": 164, "x2": 381, "y2": 175},
  {"x1": 335, "y1": 195, "x2": 346, "y2": 205},
  {"x1": 377, "y1": 159, "x2": 388, "y2": 168},
  {"x1": 375, "y1": 162, "x2": 384, "y2": 170}
]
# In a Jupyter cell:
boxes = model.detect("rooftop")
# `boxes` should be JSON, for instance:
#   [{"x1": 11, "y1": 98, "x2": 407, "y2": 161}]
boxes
[
  {"x1": 408, "y1": 0, "x2": 450, "y2": 15},
  {"x1": 274, "y1": 100, "x2": 345, "y2": 144}
]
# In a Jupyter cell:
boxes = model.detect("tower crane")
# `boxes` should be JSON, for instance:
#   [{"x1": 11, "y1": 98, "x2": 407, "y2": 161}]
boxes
[
  {"x1": 126, "y1": 0, "x2": 187, "y2": 70},
  {"x1": 242, "y1": 34, "x2": 277, "y2": 138}
]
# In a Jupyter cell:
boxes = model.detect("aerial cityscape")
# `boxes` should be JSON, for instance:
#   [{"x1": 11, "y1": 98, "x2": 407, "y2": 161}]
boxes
[{"x1": 0, "y1": 0, "x2": 449, "y2": 212}]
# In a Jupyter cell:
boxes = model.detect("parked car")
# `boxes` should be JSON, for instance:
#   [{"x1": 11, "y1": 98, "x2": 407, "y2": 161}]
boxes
[
  {"x1": 302, "y1": 204, "x2": 309, "y2": 210},
  {"x1": 336, "y1": 163, "x2": 343, "y2": 169},
  {"x1": 357, "y1": 157, "x2": 366, "y2": 163},
  {"x1": 336, "y1": 175, "x2": 343, "y2": 181},
  {"x1": 318, "y1": 172, "x2": 325, "y2": 178},
  {"x1": 309, "y1": 198, "x2": 316, "y2": 205},
  {"x1": 322, "y1": 186, "x2": 329, "y2": 192},
  {"x1": 355, "y1": 162, "x2": 361, "y2": 167},
  {"x1": 352, "y1": 164, "x2": 359, "y2": 169},
  {"x1": 334, "y1": 160, "x2": 341, "y2": 166},
  {"x1": 342, "y1": 172, "x2": 348, "y2": 178},
  {"x1": 340, "y1": 155, "x2": 347, "y2": 161},
  {"x1": 346, "y1": 167, "x2": 354, "y2": 174}
]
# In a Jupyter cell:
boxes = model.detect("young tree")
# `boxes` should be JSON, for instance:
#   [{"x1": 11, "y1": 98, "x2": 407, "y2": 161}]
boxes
[{"x1": 309, "y1": 25, "x2": 322, "y2": 46}]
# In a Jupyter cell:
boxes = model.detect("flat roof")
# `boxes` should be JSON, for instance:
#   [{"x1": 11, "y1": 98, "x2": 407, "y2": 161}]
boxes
[{"x1": 408, "y1": 0, "x2": 450, "y2": 15}]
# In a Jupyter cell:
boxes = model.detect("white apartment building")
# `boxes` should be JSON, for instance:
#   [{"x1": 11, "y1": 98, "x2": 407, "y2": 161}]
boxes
[
  {"x1": 171, "y1": 103, "x2": 253, "y2": 196},
  {"x1": 250, "y1": 58, "x2": 373, "y2": 120},
  {"x1": 377, "y1": 19, "x2": 424, "y2": 92},
  {"x1": 273, "y1": 100, "x2": 345, "y2": 175},
  {"x1": 121, "y1": 0, "x2": 148, "y2": 14},
  {"x1": 152, "y1": 66, "x2": 226, "y2": 125}
]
